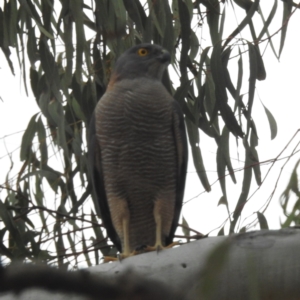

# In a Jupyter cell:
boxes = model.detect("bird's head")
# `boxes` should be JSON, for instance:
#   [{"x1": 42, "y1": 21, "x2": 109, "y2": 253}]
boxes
[{"x1": 109, "y1": 44, "x2": 171, "y2": 86}]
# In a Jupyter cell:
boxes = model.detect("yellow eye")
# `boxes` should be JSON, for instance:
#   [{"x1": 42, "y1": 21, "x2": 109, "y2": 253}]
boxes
[{"x1": 138, "y1": 48, "x2": 149, "y2": 56}]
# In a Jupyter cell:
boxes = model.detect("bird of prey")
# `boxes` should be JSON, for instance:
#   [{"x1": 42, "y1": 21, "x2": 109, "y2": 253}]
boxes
[{"x1": 88, "y1": 43, "x2": 188, "y2": 259}]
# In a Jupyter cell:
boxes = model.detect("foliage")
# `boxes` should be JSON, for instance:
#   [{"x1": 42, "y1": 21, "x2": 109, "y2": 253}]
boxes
[{"x1": 0, "y1": 0, "x2": 299, "y2": 267}]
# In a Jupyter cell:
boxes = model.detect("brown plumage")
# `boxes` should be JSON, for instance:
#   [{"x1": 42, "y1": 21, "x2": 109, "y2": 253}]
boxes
[{"x1": 89, "y1": 44, "x2": 187, "y2": 257}]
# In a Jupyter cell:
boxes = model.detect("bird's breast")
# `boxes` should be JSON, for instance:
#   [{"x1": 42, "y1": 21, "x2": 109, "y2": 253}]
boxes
[{"x1": 95, "y1": 79, "x2": 177, "y2": 198}]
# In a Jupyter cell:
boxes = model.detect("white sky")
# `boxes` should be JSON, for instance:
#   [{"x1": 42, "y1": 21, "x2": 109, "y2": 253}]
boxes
[{"x1": 0, "y1": 3, "x2": 300, "y2": 244}]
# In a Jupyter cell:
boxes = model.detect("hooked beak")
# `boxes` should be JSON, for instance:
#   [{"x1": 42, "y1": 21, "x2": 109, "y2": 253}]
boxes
[{"x1": 158, "y1": 49, "x2": 171, "y2": 64}]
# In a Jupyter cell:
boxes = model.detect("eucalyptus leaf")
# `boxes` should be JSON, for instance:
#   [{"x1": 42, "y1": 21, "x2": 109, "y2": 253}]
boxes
[
  {"x1": 261, "y1": 101, "x2": 278, "y2": 140},
  {"x1": 257, "y1": 212, "x2": 269, "y2": 229}
]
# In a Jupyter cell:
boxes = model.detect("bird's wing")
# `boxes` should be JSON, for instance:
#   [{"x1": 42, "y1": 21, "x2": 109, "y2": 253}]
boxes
[
  {"x1": 88, "y1": 113, "x2": 122, "y2": 251},
  {"x1": 166, "y1": 100, "x2": 188, "y2": 245}
]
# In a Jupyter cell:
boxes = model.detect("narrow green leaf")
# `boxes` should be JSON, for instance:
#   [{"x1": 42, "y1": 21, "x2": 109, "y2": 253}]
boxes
[
  {"x1": 171, "y1": 0, "x2": 181, "y2": 46},
  {"x1": 197, "y1": 85, "x2": 219, "y2": 138},
  {"x1": 257, "y1": 3, "x2": 278, "y2": 59},
  {"x1": 222, "y1": 104, "x2": 244, "y2": 138},
  {"x1": 261, "y1": 101, "x2": 278, "y2": 140},
  {"x1": 160, "y1": 1, "x2": 174, "y2": 54},
  {"x1": 22, "y1": 170, "x2": 62, "y2": 193},
  {"x1": 182, "y1": 216, "x2": 190, "y2": 237},
  {"x1": 189, "y1": 30, "x2": 199, "y2": 62},
  {"x1": 19, "y1": 0, "x2": 54, "y2": 39},
  {"x1": 184, "y1": 0, "x2": 194, "y2": 18},
  {"x1": 253, "y1": 46, "x2": 266, "y2": 81},
  {"x1": 217, "y1": 226, "x2": 225, "y2": 236},
  {"x1": 251, "y1": 148, "x2": 261, "y2": 185},
  {"x1": 147, "y1": 0, "x2": 166, "y2": 38},
  {"x1": 257, "y1": 0, "x2": 278, "y2": 41},
  {"x1": 246, "y1": 42, "x2": 257, "y2": 135},
  {"x1": 217, "y1": 145, "x2": 227, "y2": 202},
  {"x1": 8, "y1": 0, "x2": 18, "y2": 47},
  {"x1": 63, "y1": 7, "x2": 74, "y2": 87},
  {"x1": 34, "y1": 176, "x2": 48, "y2": 233},
  {"x1": 111, "y1": 0, "x2": 126, "y2": 24},
  {"x1": 204, "y1": 69, "x2": 218, "y2": 130},
  {"x1": 280, "y1": 211, "x2": 296, "y2": 228},
  {"x1": 20, "y1": 113, "x2": 38, "y2": 161},
  {"x1": 211, "y1": 43, "x2": 243, "y2": 138},
  {"x1": 27, "y1": 26, "x2": 39, "y2": 67},
  {"x1": 196, "y1": 47, "x2": 211, "y2": 90},
  {"x1": 185, "y1": 117, "x2": 211, "y2": 192},
  {"x1": 0, "y1": 7, "x2": 14, "y2": 74},
  {"x1": 218, "y1": 196, "x2": 228, "y2": 206},
  {"x1": 123, "y1": 0, "x2": 146, "y2": 34},
  {"x1": 221, "y1": 126, "x2": 236, "y2": 184},
  {"x1": 71, "y1": 96, "x2": 86, "y2": 122},
  {"x1": 70, "y1": 0, "x2": 86, "y2": 84},
  {"x1": 280, "y1": 160, "x2": 300, "y2": 207},
  {"x1": 72, "y1": 127, "x2": 82, "y2": 157},
  {"x1": 219, "y1": 5, "x2": 226, "y2": 39},
  {"x1": 207, "y1": 0, "x2": 220, "y2": 45},
  {"x1": 230, "y1": 150, "x2": 252, "y2": 233},
  {"x1": 47, "y1": 100, "x2": 70, "y2": 156},
  {"x1": 235, "y1": 48, "x2": 243, "y2": 109},
  {"x1": 250, "y1": 130, "x2": 261, "y2": 186},
  {"x1": 257, "y1": 212, "x2": 269, "y2": 229},
  {"x1": 0, "y1": 199, "x2": 27, "y2": 256},
  {"x1": 239, "y1": 226, "x2": 246, "y2": 233},
  {"x1": 39, "y1": 38, "x2": 61, "y2": 102},
  {"x1": 173, "y1": 79, "x2": 194, "y2": 122},
  {"x1": 233, "y1": 0, "x2": 254, "y2": 11},
  {"x1": 41, "y1": 0, "x2": 53, "y2": 35},
  {"x1": 0, "y1": 7, "x2": 5, "y2": 46},
  {"x1": 0, "y1": 228, "x2": 13, "y2": 258},
  {"x1": 84, "y1": 42, "x2": 97, "y2": 108},
  {"x1": 37, "y1": 23, "x2": 54, "y2": 39},
  {"x1": 23, "y1": 216, "x2": 35, "y2": 229},
  {"x1": 37, "y1": 116, "x2": 48, "y2": 165},
  {"x1": 279, "y1": 0, "x2": 293, "y2": 57},
  {"x1": 223, "y1": 0, "x2": 259, "y2": 49},
  {"x1": 24, "y1": 230, "x2": 39, "y2": 255},
  {"x1": 178, "y1": 0, "x2": 191, "y2": 82}
]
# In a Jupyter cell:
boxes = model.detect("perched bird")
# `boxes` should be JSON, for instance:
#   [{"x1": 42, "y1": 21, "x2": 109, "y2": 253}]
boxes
[{"x1": 88, "y1": 43, "x2": 188, "y2": 258}]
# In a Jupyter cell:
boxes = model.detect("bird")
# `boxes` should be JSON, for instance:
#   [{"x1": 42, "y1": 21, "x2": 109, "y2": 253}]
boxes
[{"x1": 88, "y1": 43, "x2": 188, "y2": 259}]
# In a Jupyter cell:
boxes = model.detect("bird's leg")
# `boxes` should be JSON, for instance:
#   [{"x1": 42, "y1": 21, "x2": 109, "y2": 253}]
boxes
[
  {"x1": 143, "y1": 210, "x2": 165, "y2": 252},
  {"x1": 104, "y1": 217, "x2": 132, "y2": 263},
  {"x1": 121, "y1": 217, "x2": 131, "y2": 257},
  {"x1": 102, "y1": 199, "x2": 133, "y2": 262},
  {"x1": 154, "y1": 214, "x2": 163, "y2": 250},
  {"x1": 144, "y1": 199, "x2": 179, "y2": 252},
  {"x1": 155, "y1": 215, "x2": 179, "y2": 250}
]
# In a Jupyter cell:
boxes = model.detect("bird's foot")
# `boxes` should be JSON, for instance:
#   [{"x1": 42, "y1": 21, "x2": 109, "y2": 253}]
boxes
[
  {"x1": 143, "y1": 241, "x2": 181, "y2": 253},
  {"x1": 102, "y1": 250, "x2": 141, "y2": 263},
  {"x1": 102, "y1": 256, "x2": 119, "y2": 263}
]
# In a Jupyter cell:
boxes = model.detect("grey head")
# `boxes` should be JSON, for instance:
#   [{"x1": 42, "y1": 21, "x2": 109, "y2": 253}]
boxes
[{"x1": 110, "y1": 43, "x2": 171, "y2": 84}]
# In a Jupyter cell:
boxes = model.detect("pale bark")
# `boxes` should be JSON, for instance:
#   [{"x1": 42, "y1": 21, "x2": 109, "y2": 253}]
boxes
[{"x1": 1, "y1": 228, "x2": 300, "y2": 299}]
